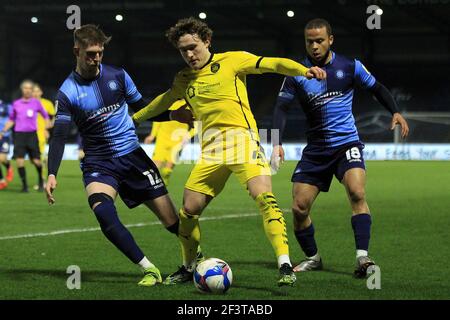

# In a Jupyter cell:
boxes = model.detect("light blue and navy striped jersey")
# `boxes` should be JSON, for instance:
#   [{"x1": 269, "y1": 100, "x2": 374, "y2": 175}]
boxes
[
  {"x1": 278, "y1": 51, "x2": 376, "y2": 147},
  {"x1": 0, "y1": 100, "x2": 12, "y2": 138},
  {"x1": 54, "y1": 64, "x2": 142, "y2": 159}
]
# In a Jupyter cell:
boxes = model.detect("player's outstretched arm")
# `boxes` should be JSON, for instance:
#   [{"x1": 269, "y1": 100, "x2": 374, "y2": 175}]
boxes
[
  {"x1": 132, "y1": 90, "x2": 178, "y2": 125},
  {"x1": 46, "y1": 120, "x2": 71, "y2": 205},
  {"x1": 270, "y1": 97, "x2": 290, "y2": 172},
  {"x1": 368, "y1": 81, "x2": 410, "y2": 139},
  {"x1": 258, "y1": 57, "x2": 327, "y2": 80}
]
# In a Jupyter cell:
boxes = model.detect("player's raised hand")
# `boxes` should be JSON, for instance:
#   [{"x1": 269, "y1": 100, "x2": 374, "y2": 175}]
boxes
[
  {"x1": 46, "y1": 175, "x2": 58, "y2": 205},
  {"x1": 306, "y1": 66, "x2": 326, "y2": 80},
  {"x1": 170, "y1": 105, "x2": 194, "y2": 127},
  {"x1": 270, "y1": 145, "x2": 285, "y2": 173},
  {"x1": 391, "y1": 113, "x2": 409, "y2": 139}
]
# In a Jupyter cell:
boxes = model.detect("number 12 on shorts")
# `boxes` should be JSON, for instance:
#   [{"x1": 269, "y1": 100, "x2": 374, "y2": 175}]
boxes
[
  {"x1": 346, "y1": 147, "x2": 361, "y2": 160},
  {"x1": 143, "y1": 169, "x2": 162, "y2": 186}
]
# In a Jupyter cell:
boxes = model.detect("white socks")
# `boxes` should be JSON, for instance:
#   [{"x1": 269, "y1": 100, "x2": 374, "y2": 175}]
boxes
[
  {"x1": 356, "y1": 250, "x2": 368, "y2": 258},
  {"x1": 277, "y1": 254, "x2": 291, "y2": 268},
  {"x1": 138, "y1": 256, "x2": 155, "y2": 270}
]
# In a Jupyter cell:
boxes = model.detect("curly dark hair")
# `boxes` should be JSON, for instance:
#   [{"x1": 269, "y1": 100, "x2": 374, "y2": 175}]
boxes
[
  {"x1": 74, "y1": 24, "x2": 111, "y2": 48},
  {"x1": 166, "y1": 17, "x2": 213, "y2": 47},
  {"x1": 304, "y1": 18, "x2": 333, "y2": 36}
]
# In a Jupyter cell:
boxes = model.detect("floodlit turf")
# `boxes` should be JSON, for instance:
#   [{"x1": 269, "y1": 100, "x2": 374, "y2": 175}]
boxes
[{"x1": 0, "y1": 160, "x2": 449, "y2": 300}]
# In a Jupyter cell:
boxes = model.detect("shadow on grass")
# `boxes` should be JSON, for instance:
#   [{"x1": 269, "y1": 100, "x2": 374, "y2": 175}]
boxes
[
  {"x1": 2, "y1": 268, "x2": 141, "y2": 283},
  {"x1": 226, "y1": 260, "x2": 275, "y2": 270},
  {"x1": 226, "y1": 260, "x2": 353, "y2": 276},
  {"x1": 0, "y1": 187, "x2": 33, "y2": 194},
  {"x1": 320, "y1": 267, "x2": 354, "y2": 277},
  {"x1": 232, "y1": 284, "x2": 293, "y2": 297}
]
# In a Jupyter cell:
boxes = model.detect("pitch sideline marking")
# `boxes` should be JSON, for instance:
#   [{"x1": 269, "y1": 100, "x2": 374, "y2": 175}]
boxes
[{"x1": 0, "y1": 210, "x2": 290, "y2": 241}]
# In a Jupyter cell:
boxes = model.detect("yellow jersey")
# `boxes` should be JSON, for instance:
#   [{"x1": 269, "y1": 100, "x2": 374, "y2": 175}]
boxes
[
  {"x1": 37, "y1": 98, "x2": 55, "y2": 135},
  {"x1": 133, "y1": 51, "x2": 309, "y2": 145}
]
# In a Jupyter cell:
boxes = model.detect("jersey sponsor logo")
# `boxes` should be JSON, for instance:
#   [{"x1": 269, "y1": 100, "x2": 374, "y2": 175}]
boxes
[
  {"x1": 335, "y1": 70, "x2": 345, "y2": 79},
  {"x1": 210, "y1": 62, "x2": 220, "y2": 73},
  {"x1": 108, "y1": 80, "x2": 119, "y2": 91},
  {"x1": 86, "y1": 103, "x2": 121, "y2": 121},
  {"x1": 26, "y1": 109, "x2": 34, "y2": 118},
  {"x1": 307, "y1": 91, "x2": 343, "y2": 107},
  {"x1": 187, "y1": 86, "x2": 196, "y2": 98}
]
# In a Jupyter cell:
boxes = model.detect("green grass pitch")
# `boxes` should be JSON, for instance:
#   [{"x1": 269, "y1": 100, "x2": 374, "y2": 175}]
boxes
[{"x1": 0, "y1": 160, "x2": 449, "y2": 300}]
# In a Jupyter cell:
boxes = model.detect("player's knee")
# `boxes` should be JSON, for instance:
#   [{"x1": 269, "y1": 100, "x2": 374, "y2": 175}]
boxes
[
  {"x1": 89, "y1": 193, "x2": 121, "y2": 232},
  {"x1": 182, "y1": 198, "x2": 206, "y2": 216},
  {"x1": 182, "y1": 204, "x2": 202, "y2": 217},
  {"x1": 348, "y1": 188, "x2": 366, "y2": 204},
  {"x1": 292, "y1": 200, "x2": 311, "y2": 221},
  {"x1": 88, "y1": 192, "x2": 113, "y2": 210}
]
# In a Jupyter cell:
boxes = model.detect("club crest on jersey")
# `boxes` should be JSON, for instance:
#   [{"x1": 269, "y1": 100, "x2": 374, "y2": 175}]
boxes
[
  {"x1": 187, "y1": 86, "x2": 196, "y2": 98},
  {"x1": 108, "y1": 80, "x2": 119, "y2": 91},
  {"x1": 335, "y1": 70, "x2": 345, "y2": 79},
  {"x1": 210, "y1": 62, "x2": 220, "y2": 73}
]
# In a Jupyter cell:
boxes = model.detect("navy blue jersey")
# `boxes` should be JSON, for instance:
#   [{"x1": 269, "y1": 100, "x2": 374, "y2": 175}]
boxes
[
  {"x1": 0, "y1": 100, "x2": 12, "y2": 138},
  {"x1": 278, "y1": 52, "x2": 376, "y2": 147},
  {"x1": 54, "y1": 64, "x2": 142, "y2": 159}
]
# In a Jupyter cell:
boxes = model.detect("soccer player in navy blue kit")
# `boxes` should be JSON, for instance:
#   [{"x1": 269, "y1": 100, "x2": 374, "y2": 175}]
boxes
[
  {"x1": 45, "y1": 25, "x2": 192, "y2": 286},
  {"x1": 271, "y1": 19, "x2": 409, "y2": 277}
]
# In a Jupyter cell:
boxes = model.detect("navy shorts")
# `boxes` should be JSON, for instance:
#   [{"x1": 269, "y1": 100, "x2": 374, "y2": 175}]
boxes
[
  {"x1": 0, "y1": 136, "x2": 11, "y2": 154},
  {"x1": 81, "y1": 147, "x2": 168, "y2": 208},
  {"x1": 291, "y1": 141, "x2": 366, "y2": 192}
]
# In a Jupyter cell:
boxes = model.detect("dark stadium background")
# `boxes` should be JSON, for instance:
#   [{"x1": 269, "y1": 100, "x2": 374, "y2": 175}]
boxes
[{"x1": 0, "y1": 0, "x2": 449, "y2": 143}]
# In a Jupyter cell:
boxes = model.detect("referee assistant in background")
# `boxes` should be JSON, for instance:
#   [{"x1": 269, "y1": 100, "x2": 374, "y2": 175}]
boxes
[{"x1": 0, "y1": 80, "x2": 50, "y2": 192}]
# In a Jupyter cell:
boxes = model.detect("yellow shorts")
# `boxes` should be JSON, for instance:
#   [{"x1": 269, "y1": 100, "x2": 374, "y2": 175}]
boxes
[
  {"x1": 185, "y1": 144, "x2": 271, "y2": 197},
  {"x1": 152, "y1": 141, "x2": 184, "y2": 164},
  {"x1": 36, "y1": 130, "x2": 47, "y2": 155}
]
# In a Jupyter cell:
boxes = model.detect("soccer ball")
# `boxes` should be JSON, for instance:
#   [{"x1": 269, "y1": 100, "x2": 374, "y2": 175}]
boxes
[{"x1": 194, "y1": 258, "x2": 233, "y2": 294}]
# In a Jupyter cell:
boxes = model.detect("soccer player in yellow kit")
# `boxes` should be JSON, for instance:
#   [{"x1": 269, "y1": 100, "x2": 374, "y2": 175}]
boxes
[
  {"x1": 33, "y1": 83, "x2": 55, "y2": 164},
  {"x1": 133, "y1": 17, "x2": 326, "y2": 286},
  {"x1": 144, "y1": 100, "x2": 195, "y2": 186}
]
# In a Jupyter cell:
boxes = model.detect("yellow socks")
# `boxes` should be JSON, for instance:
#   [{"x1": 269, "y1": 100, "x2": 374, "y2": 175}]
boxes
[
  {"x1": 161, "y1": 167, "x2": 173, "y2": 186},
  {"x1": 178, "y1": 208, "x2": 201, "y2": 270},
  {"x1": 255, "y1": 192, "x2": 289, "y2": 258}
]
